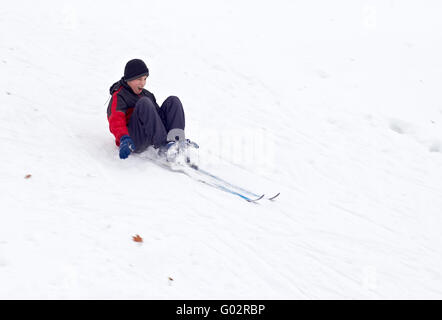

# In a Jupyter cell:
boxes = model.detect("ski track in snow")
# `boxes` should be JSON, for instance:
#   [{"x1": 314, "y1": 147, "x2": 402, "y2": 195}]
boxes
[{"x1": 1, "y1": 0, "x2": 442, "y2": 299}]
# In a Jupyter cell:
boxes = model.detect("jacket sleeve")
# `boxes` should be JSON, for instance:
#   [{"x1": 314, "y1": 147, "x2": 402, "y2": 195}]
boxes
[{"x1": 107, "y1": 90, "x2": 129, "y2": 146}]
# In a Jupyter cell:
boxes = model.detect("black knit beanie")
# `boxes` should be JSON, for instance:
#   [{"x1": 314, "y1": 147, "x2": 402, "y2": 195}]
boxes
[{"x1": 124, "y1": 59, "x2": 149, "y2": 81}]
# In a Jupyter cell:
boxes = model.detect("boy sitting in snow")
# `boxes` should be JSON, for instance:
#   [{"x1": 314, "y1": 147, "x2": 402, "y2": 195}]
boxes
[{"x1": 107, "y1": 59, "x2": 188, "y2": 159}]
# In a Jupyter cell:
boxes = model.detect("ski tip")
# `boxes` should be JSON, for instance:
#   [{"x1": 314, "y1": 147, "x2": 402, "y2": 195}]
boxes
[
  {"x1": 268, "y1": 192, "x2": 280, "y2": 201},
  {"x1": 247, "y1": 194, "x2": 265, "y2": 203}
]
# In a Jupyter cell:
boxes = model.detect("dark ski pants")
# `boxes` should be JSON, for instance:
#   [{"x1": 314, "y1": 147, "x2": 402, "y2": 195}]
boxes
[{"x1": 128, "y1": 96, "x2": 185, "y2": 152}]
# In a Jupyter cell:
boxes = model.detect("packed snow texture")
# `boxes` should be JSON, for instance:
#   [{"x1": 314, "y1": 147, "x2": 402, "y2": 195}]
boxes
[{"x1": 1, "y1": 0, "x2": 442, "y2": 299}]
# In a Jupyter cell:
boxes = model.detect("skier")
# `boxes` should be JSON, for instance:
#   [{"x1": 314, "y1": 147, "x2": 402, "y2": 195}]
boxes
[
  {"x1": 105, "y1": 60, "x2": 277, "y2": 202},
  {"x1": 107, "y1": 58, "x2": 190, "y2": 159}
]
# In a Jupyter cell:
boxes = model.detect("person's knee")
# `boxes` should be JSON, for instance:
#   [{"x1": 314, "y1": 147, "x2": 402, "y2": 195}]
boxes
[
  {"x1": 164, "y1": 96, "x2": 184, "y2": 113},
  {"x1": 136, "y1": 97, "x2": 157, "y2": 114},
  {"x1": 166, "y1": 96, "x2": 182, "y2": 105}
]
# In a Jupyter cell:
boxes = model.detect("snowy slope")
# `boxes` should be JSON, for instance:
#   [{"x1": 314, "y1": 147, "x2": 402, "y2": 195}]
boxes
[{"x1": 1, "y1": 0, "x2": 442, "y2": 299}]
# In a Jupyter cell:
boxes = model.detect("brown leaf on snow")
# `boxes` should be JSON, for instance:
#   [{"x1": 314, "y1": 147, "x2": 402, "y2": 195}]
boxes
[
  {"x1": 168, "y1": 277, "x2": 174, "y2": 281},
  {"x1": 132, "y1": 234, "x2": 143, "y2": 243},
  {"x1": 24, "y1": 174, "x2": 32, "y2": 179}
]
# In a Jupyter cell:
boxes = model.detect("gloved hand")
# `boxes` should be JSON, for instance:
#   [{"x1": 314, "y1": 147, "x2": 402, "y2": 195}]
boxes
[{"x1": 119, "y1": 135, "x2": 135, "y2": 159}]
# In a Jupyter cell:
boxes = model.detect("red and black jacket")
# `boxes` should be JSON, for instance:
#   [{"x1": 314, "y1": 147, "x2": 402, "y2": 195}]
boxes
[{"x1": 107, "y1": 78, "x2": 160, "y2": 146}]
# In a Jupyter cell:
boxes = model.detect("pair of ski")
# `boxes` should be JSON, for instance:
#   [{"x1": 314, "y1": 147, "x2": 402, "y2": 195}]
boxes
[
  {"x1": 153, "y1": 154, "x2": 279, "y2": 203},
  {"x1": 187, "y1": 162, "x2": 280, "y2": 202}
]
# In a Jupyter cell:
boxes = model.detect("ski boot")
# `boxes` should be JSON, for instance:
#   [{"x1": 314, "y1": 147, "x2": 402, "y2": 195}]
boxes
[{"x1": 157, "y1": 139, "x2": 199, "y2": 164}]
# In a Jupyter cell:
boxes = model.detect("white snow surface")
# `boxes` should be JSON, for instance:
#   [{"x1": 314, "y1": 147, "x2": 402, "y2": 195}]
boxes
[{"x1": 1, "y1": 0, "x2": 442, "y2": 299}]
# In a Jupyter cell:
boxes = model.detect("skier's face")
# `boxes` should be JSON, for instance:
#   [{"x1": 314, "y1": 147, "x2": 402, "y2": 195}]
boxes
[{"x1": 127, "y1": 76, "x2": 147, "y2": 95}]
